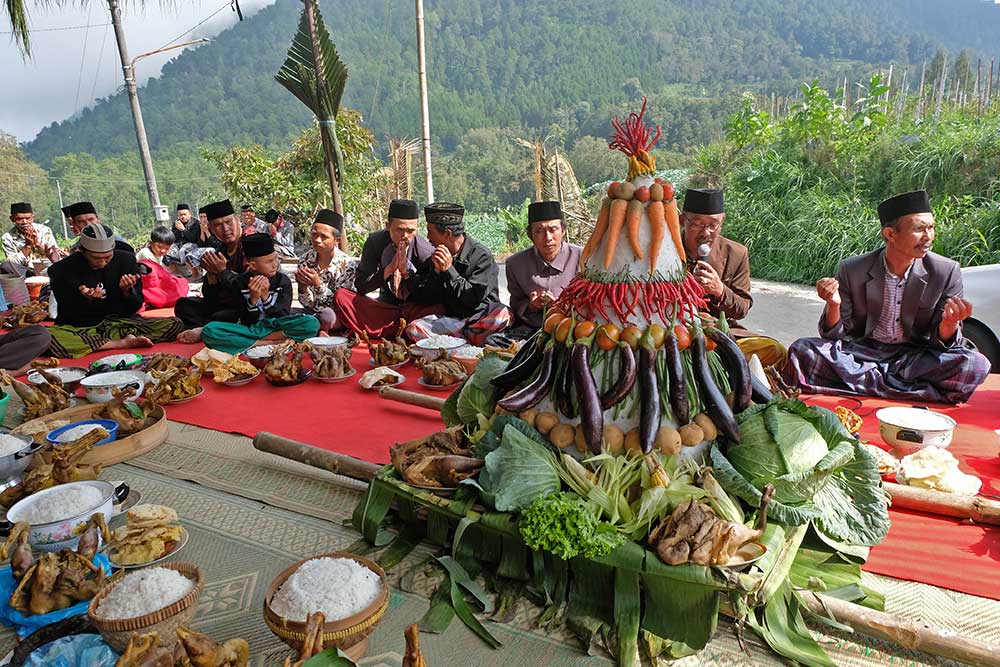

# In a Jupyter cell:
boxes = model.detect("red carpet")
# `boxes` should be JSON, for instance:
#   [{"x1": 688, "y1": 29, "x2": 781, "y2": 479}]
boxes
[
  {"x1": 807, "y1": 378, "x2": 1000, "y2": 600},
  {"x1": 67, "y1": 342, "x2": 444, "y2": 465}
]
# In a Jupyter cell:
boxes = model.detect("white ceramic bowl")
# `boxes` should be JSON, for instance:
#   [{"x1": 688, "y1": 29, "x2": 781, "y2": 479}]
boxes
[
  {"x1": 27, "y1": 366, "x2": 89, "y2": 392},
  {"x1": 4, "y1": 480, "x2": 128, "y2": 551},
  {"x1": 245, "y1": 344, "x2": 277, "y2": 359},
  {"x1": 306, "y1": 336, "x2": 349, "y2": 348},
  {"x1": 411, "y1": 336, "x2": 466, "y2": 360},
  {"x1": 876, "y1": 406, "x2": 957, "y2": 456},
  {"x1": 79, "y1": 370, "x2": 147, "y2": 404},
  {"x1": 0, "y1": 433, "x2": 40, "y2": 484}
]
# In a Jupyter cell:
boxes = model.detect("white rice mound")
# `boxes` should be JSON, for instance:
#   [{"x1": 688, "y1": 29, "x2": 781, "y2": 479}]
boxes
[
  {"x1": 97, "y1": 567, "x2": 195, "y2": 620},
  {"x1": 20, "y1": 485, "x2": 105, "y2": 524},
  {"x1": 0, "y1": 433, "x2": 29, "y2": 457},
  {"x1": 55, "y1": 424, "x2": 104, "y2": 443},
  {"x1": 269, "y1": 557, "x2": 382, "y2": 622}
]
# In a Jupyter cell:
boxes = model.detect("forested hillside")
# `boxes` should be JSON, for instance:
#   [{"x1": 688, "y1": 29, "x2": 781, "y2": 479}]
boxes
[{"x1": 25, "y1": 0, "x2": 1000, "y2": 165}]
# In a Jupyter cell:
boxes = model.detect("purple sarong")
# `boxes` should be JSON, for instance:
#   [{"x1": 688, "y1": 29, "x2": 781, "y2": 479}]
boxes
[{"x1": 784, "y1": 337, "x2": 991, "y2": 404}]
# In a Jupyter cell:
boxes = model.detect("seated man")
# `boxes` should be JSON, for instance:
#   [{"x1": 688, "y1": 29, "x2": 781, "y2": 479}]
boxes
[
  {"x1": 2, "y1": 202, "x2": 64, "y2": 275},
  {"x1": 0, "y1": 325, "x2": 52, "y2": 374},
  {"x1": 333, "y1": 199, "x2": 444, "y2": 338},
  {"x1": 263, "y1": 209, "x2": 297, "y2": 259},
  {"x1": 680, "y1": 188, "x2": 752, "y2": 333},
  {"x1": 46, "y1": 223, "x2": 184, "y2": 358},
  {"x1": 166, "y1": 203, "x2": 217, "y2": 278},
  {"x1": 66, "y1": 201, "x2": 134, "y2": 254},
  {"x1": 241, "y1": 204, "x2": 267, "y2": 235},
  {"x1": 784, "y1": 190, "x2": 990, "y2": 404},
  {"x1": 175, "y1": 199, "x2": 249, "y2": 337},
  {"x1": 296, "y1": 209, "x2": 357, "y2": 333},
  {"x1": 500, "y1": 200, "x2": 582, "y2": 341},
  {"x1": 201, "y1": 233, "x2": 319, "y2": 354},
  {"x1": 414, "y1": 202, "x2": 510, "y2": 345}
]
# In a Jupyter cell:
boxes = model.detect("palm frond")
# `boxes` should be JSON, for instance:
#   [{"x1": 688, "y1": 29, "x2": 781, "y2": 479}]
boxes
[
  {"x1": 387, "y1": 136, "x2": 420, "y2": 200},
  {"x1": 542, "y1": 150, "x2": 593, "y2": 244},
  {"x1": 275, "y1": 4, "x2": 348, "y2": 119}
]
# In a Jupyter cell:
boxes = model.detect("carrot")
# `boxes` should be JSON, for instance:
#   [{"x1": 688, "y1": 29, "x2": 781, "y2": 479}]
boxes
[
  {"x1": 647, "y1": 200, "x2": 665, "y2": 272},
  {"x1": 664, "y1": 198, "x2": 685, "y2": 262},
  {"x1": 581, "y1": 196, "x2": 612, "y2": 270},
  {"x1": 603, "y1": 198, "x2": 630, "y2": 269},
  {"x1": 626, "y1": 199, "x2": 644, "y2": 260}
]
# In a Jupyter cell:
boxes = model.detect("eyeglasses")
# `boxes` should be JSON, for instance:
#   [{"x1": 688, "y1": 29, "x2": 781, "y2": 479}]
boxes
[{"x1": 682, "y1": 215, "x2": 722, "y2": 232}]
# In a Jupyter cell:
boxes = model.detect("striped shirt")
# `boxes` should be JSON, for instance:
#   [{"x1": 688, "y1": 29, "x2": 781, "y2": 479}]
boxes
[{"x1": 871, "y1": 257, "x2": 912, "y2": 344}]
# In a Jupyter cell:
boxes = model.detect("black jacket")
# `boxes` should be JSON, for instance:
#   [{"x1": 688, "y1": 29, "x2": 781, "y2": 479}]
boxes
[
  {"x1": 217, "y1": 270, "x2": 293, "y2": 326},
  {"x1": 413, "y1": 236, "x2": 501, "y2": 319},
  {"x1": 49, "y1": 251, "x2": 144, "y2": 327}
]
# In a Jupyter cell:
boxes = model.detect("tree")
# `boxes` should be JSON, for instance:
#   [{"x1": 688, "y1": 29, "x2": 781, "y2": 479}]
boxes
[{"x1": 952, "y1": 49, "x2": 974, "y2": 96}]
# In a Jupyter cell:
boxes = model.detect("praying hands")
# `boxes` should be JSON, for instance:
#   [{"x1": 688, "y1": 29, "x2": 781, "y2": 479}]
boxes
[{"x1": 248, "y1": 275, "x2": 270, "y2": 304}]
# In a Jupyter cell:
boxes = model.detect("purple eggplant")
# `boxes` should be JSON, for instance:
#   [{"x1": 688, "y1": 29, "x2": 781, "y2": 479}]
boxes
[
  {"x1": 497, "y1": 345, "x2": 556, "y2": 412},
  {"x1": 706, "y1": 327, "x2": 751, "y2": 413},
  {"x1": 663, "y1": 335, "x2": 690, "y2": 426},
  {"x1": 691, "y1": 332, "x2": 741, "y2": 442},
  {"x1": 638, "y1": 343, "x2": 660, "y2": 454},
  {"x1": 600, "y1": 344, "x2": 637, "y2": 409},
  {"x1": 490, "y1": 333, "x2": 543, "y2": 392},
  {"x1": 572, "y1": 343, "x2": 604, "y2": 454}
]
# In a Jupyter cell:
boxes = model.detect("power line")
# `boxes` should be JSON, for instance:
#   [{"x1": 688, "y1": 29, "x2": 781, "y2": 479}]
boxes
[
  {"x1": 0, "y1": 22, "x2": 111, "y2": 34},
  {"x1": 0, "y1": 170, "x2": 220, "y2": 184},
  {"x1": 72, "y1": 2, "x2": 95, "y2": 115},
  {"x1": 155, "y1": 0, "x2": 232, "y2": 52},
  {"x1": 90, "y1": 22, "x2": 112, "y2": 104}
]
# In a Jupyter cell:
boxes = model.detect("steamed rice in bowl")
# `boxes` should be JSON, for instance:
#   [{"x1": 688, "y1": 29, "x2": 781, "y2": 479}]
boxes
[
  {"x1": 0, "y1": 432, "x2": 32, "y2": 457},
  {"x1": 269, "y1": 556, "x2": 384, "y2": 622},
  {"x1": 17, "y1": 484, "x2": 105, "y2": 525},
  {"x1": 95, "y1": 567, "x2": 196, "y2": 620}
]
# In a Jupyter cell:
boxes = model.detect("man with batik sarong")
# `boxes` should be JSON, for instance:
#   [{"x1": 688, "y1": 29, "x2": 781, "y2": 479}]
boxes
[
  {"x1": 784, "y1": 190, "x2": 991, "y2": 404},
  {"x1": 201, "y1": 233, "x2": 319, "y2": 354},
  {"x1": 47, "y1": 223, "x2": 184, "y2": 358}
]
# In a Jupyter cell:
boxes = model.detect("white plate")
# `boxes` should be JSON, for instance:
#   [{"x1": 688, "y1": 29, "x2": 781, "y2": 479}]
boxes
[
  {"x1": 91, "y1": 353, "x2": 143, "y2": 369},
  {"x1": 417, "y1": 376, "x2": 465, "y2": 392},
  {"x1": 306, "y1": 336, "x2": 349, "y2": 347},
  {"x1": 359, "y1": 373, "x2": 405, "y2": 391},
  {"x1": 313, "y1": 367, "x2": 357, "y2": 383},
  {"x1": 165, "y1": 386, "x2": 205, "y2": 404},
  {"x1": 109, "y1": 527, "x2": 190, "y2": 570}
]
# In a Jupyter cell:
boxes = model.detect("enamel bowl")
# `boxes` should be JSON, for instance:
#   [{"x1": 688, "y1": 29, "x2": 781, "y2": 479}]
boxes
[
  {"x1": 79, "y1": 371, "x2": 147, "y2": 404},
  {"x1": 4, "y1": 480, "x2": 128, "y2": 552}
]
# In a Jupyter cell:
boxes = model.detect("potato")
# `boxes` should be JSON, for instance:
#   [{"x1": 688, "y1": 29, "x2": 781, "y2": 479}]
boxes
[
  {"x1": 649, "y1": 182, "x2": 664, "y2": 202},
  {"x1": 616, "y1": 182, "x2": 636, "y2": 200},
  {"x1": 624, "y1": 428, "x2": 642, "y2": 457},
  {"x1": 603, "y1": 424, "x2": 625, "y2": 455},
  {"x1": 519, "y1": 408, "x2": 539, "y2": 428},
  {"x1": 549, "y1": 423, "x2": 576, "y2": 450},
  {"x1": 574, "y1": 426, "x2": 592, "y2": 453},
  {"x1": 535, "y1": 412, "x2": 560, "y2": 435},
  {"x1": 655, "y1": 426, "x2": 683, "y2": 456},
  {"x1": 678, "y1": 423, "x2": 706, "y2": 447},
  {"x1": 693, "y1": 413, "x2": 718, "y2": 441}
]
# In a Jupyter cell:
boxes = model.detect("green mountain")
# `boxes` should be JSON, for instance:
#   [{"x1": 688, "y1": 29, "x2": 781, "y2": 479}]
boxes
[{"x1": 24, "y1": 0, "x2": 1000, "y2": 166}]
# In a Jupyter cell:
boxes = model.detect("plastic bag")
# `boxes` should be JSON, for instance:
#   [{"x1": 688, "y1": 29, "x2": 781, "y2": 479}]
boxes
[{"x1": 24, "y1": 634, "x2": 118, "y2": 667}]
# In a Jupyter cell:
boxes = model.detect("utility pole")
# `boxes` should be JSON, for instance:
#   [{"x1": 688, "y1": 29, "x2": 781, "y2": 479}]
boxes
[
  {"x1": 415, "y1": 0, "x2": 434, "y2": 203},
  {"x1": 107, "y1": 0, "x2": 167, "y2": 224},
  {"x1": 54, "y1": 178, "x2": 68, "y2": 239}
]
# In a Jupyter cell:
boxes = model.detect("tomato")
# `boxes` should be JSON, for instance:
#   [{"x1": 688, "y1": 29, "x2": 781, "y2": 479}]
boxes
[
  {"x1": 647, "y1": 323, "x2": 666, "y2": 348},
  {"x1": 574, "y1": 320, "x2": 596, "y2": 341},
  {"x1": 554, "y1": 317, "x2": 574, "y2": 343},
  {"x1": 705, "y1": 338, "x2": 717, "y2": 352},
  {"x1": 542, "y1": 311, "x2": 564, "y2": 335},
  {"x1": 620, "y1": 326, "x2": 643, "y2": 349},
  {"x1": 662, "y1": 181, "x2": 675, "y2": 200},
  {"x1": 673, "y1": 324, "x2": 692, "y2": 351},
  {"x1": 607, "y1": 181, "x2": 620, "y2": 198},
  {"x1": 634, "y1": 186, "x2": 651, "y2": 203},
  {"x1": 595, "y1": 323, "x2": 621, "y2": 351}
]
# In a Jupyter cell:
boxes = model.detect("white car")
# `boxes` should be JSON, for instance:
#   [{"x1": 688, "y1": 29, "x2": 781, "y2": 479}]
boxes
[{"x1": 961, "y1": 264, "x2": 1000, "y2": 371}]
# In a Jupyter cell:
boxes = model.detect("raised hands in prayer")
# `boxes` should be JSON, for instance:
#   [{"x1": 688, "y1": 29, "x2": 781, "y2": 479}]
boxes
[
  {"x1": 248, "y1": 274, "x2": 270, "y2": 304},
  {"x1": 528, "y1": 289, "x2": 555, "y2": 311},
  {"x1": 200, "y1": 251, "x2": 227, "y2": 275},
  {"x1": 79, "y1": 284, "x2": 106, "y2": 300},
  {"x1": 118, "y1": 274, "x2": 140, "y2": 292},
  {"x1": 431, "y1": 245, "x2": 454, "y2": 273},
  {"x1": 295, "y1": 265, "x2": 323, "y2": 289}
]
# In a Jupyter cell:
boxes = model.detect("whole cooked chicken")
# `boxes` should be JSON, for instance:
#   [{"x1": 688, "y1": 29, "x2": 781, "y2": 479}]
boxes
[
  {"x1": 361, "y1": 320, "x2": 410, "y2": 366},
  {"x1": 390, "y1": 426, "x2": 483, "y2": 488},
  {"x1": 265, "y1": 342, "x2": 306, "y2": 383},
  {"x1": 415, "y1": 351, "x2": 466, "y2": 386},
  {"x1": 307, "y1": 343, "x2": 353, "y2": 379},
  {"x1": 0, "y1": 369, "x2": 70, "y2": 420}
]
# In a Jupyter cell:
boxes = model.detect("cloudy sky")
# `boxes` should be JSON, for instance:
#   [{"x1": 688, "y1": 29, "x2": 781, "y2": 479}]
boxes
[{"x1": 1, "y1": 0, "x2": 276, "y2": 142}]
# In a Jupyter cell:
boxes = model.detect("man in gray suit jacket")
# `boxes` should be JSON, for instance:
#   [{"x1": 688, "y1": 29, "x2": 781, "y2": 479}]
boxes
[{"x1": 785, "y1": 190, "x2": 990, "y2": 404}]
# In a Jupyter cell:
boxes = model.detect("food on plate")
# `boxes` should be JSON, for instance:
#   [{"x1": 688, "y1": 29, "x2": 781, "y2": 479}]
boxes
[
  {"x1": 213, "y1": 356, "x2": 259, "y2": 383},
  {"x1": 13, "y1": 419, "x2": 72, "y2": 444},
  {"x1": 359, "y1": 367, "x2": 404, "y2": 389},
  {"x1": 361, "y1": 321, "x2": 409, "y2": 366},
  {"x1": 96, "y1": 566, "x2": 195, "y2": 619},
  {"x1": 835, "y1": 405, "x2": 863, "y2": 434},
  {"x1": 18, "y1": 483, "x2": 105, "y2": 524},
  {"x1": 116, "y1": 628, "x2": 250, "y2": 667},
  {"x1": 0, "y1": 431, "x2": 104, "y2": 507},
  {"x1": 147, "y1": 366, "x2": 204, "y2": 403},
  {"x1": 647, "y1": 485, "x2": 774, "y2": 567},
  {"x1": 265, "y1": 342, "x2": 307, "y2": 383},
  {"x1": 0, "y1": 368, "x2": 71, "y2": 420},
  {"x1": 269, "y1": 556, "x2": 382, "y2": 622},
  {"x1": 191, "y1": 347, "x2": 233, "y2": 373},
  {"x1": 390, "y1": 427, "x2": 483, "y2": 488},
  {"x1": 53, "y1": 423, "x2": 104, "y2": 443},
  {"x1": 307, "y1": 341, "x2": 353, "y2": 379},
  {"x1": 99, "y1": 386, "x2": 158, "y2": 433},
  {"x1": 144, "y1": 353, "x2": 191, "y2": 373},
  {"x1": 896, "y1": 446, "x2": 982, "y2": 496},
  {"x1": 3, "y1": 300, "x2": 48, "y2": 328},
  {"x1": 108, "y1": 503, "x2": 185, "y2": 566},
  {"x1": 2, "y1": 515, "x2": 109, "y2": 615},
  {"x1": 862, "y1": 444, "x2": 900, "y2": 475},
  {"x1": 415, "y1": 350, "x2": 466, "y2": 386},
  {"x1": 0, "y1": 433, "x2": 30, "y2": 456}
]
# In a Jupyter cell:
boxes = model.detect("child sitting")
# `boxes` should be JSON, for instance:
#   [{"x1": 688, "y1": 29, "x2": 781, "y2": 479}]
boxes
[
  {"x1": 136, "y1": 226, "x2": 175, "y2": 265},
  {"x1": 200, "y1": 233, "x2": 319, "y2": 353}
]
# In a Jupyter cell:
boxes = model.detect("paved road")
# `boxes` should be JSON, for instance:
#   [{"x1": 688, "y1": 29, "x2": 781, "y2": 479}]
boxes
[{"x1": 496, "y1": 267, "x2": 820, "y2": 347}]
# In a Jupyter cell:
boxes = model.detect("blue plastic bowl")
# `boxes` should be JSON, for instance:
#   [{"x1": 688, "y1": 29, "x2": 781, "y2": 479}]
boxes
[{"x1": 46, "y1": 419, "x2": 119, "y2": 447}]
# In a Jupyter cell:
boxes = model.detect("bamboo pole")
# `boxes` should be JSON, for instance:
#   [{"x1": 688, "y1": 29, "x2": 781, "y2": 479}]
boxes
[
  {"x1": 934, "y1": 52, "x2": 948, "y2": 122},
  {"x1": 976, "y1": 59, "x2": 983, "y2": 113},
  {"x1": 415, "y1": 0, "x2": 434, "y2": 203},
  {"x1": 800, "y1": 592, "x2": 1000, "y2": 667},
  {"x1": 884, "y1": 482, "x2": 1000, "y2": 526},
  {"x1": 253, "y1": 432, "x2": 380, "y2": 481},
  {"x1": 988, "y1": 59, "x2": 994, "y2": 104},
  {"x1": 378, "y1": 386, "x2": 446, "y2": 410},
  {"x1": 915, "y1": 60, "x2": 926, "y2": 120}
]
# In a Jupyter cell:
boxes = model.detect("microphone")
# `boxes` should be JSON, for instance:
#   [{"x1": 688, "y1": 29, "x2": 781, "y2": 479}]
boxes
[{"x1": 697, "y1": 243, "x2": 711, "y2": 265}]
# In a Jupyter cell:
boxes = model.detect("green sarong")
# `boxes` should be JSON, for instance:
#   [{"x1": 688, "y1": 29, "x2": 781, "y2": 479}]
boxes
[
  {"x1": 48, "y1": 316, "x2": 185, "y2": 358},
  {"x1": 201, "y1": 314, "x2": 320, "y2": 354}
]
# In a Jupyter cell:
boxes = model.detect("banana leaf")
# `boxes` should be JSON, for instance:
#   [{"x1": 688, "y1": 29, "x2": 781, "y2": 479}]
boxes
[
  {"x1": 642, "y1": 553, "x2": 720, "y2": 650},
  {"x1": 418, "y1": 579, "x2": 456, "y2": 634},
  {"x1": 747, "y1": 580, "x2": 837, "y2": 667},
  {"x1": 614, "y1": 542, "x2": 645, "y2": 667},
  {"x1": 302, "y1": 648, "x2": 357, "y2": 667},
  {"x1": 351, "y1": 474, "x2": 395, "y2": 546},
  {"x1": 437, "y1": 556, "x2": 502, "y2": 649},
  {"x1": 789, "y1": 539, "x2": 884, "y2": 611}
]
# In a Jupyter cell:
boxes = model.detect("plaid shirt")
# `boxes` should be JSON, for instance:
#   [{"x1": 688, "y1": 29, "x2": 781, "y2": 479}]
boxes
[{"x1": 871, "y1": 257, "x2": 912, "y2": 344}]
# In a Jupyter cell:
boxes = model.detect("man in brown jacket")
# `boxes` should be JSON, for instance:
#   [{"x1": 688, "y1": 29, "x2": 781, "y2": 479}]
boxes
[{"x1": 680, "y1": 188, "x2": 753, "y2": 331}]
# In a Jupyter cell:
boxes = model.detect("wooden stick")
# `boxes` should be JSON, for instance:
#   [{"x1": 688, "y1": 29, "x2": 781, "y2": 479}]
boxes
[
  {"x1": 884, "y1": 482, "x2": 1000, "y2": 526},
  {"x1": 252, "y1": 432, "x2": 379, "y2": 482},
  {"x1": 800, "y1": 591, "x2": 1000, "y2": 667},
  {"x1": 378, "y1": 386, "x2": 445, "y2": 411}
]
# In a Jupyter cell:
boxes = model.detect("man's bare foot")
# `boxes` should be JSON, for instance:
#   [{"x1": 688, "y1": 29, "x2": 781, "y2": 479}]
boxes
[
  {"x1": 177, "y1": 328, "x2": 203, "y2": 344},
  {"x1": 317, "y1": 331, "x2": 330, "y2": 337},
  {"x1": 99, "y1": 335, "x2": 154, "y2": 351}
]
